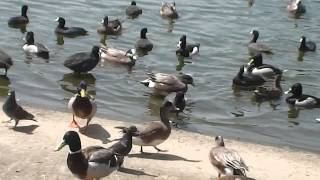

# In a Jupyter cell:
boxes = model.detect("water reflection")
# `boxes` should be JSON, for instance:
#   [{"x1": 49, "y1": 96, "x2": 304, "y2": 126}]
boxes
[
  {"x1": 59, "y1": 73, "x2": 96, "y2": 95},
  {"x1": 56, "y1": 34, "x2": 64, "y2": 45},
  {"x1": 0, "y1": 75, "x2": 11, "y2": 97},
  {"x1": 247, "y1": 0, "x2": 254, "y2": 7},
  {"x1": 8, "y1": 24, "x2": 27, "y2": 34},
  {"x1": 288, "y1": 105, "x2": 300, "y2": 119},
  {"x1": 167, "y1": 19, "x2": 175, "y2": 33},
  {"x1": 297, "y1": 51, "x2": 305, "y2": 61}
]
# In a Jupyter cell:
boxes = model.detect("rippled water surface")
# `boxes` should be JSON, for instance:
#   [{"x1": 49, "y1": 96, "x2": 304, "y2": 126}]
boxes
[{"x1": 1, "y1": 0, "x2": 320, "y2": 151}]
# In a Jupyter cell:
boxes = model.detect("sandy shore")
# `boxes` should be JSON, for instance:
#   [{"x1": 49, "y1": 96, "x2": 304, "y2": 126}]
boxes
[{"x1": 0, "y1": 105, "x2": 319, "y2": 180}]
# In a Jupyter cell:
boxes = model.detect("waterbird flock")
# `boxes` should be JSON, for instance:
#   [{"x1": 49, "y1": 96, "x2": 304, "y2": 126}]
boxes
[{"x1": 0, "y1": 0, "x2": 318, "y2": 179}]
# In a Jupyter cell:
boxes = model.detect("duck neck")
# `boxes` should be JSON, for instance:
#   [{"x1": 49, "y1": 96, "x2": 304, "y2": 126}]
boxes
[
  {"x1": 140, "y1": 31, "x2": 147, "y2": 39},
  {"x1": 160, "y1": 106, "x2": 171, "y2": 126},
  {"x1": 58, "y1": 21, "x2": 65, "y2": 29},
  {"x1": 251, "y1": 34, "x2": 258, "y2": 43}
]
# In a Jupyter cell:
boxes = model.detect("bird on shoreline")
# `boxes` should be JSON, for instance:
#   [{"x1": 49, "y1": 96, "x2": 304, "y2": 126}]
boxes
[
  {"x1": 64, "y1": 46, "x2": 100, "y2": 73},
  {"x1": 23, "y1": 31, "x2": 49, "y2": 59},
  {"x1": 2, "y1": 91, "x2": 36, "y2": 127},
  {"x1": 140, "y1": 72, "x2": 194, "y2": 96},
  {"x1": 0, "y1": 50, "x2": 13, "y2": 76},
  {"x1": 8, "y1": 5, "x2": 29, "y2": 27},
  {"x1": 68, "y1": 81, "x2": 97, "y2": 133},
  {"x1": 55, "y1": 17, "x2": 88, "y2": 37},
  {"x1": 55, "y1": 131, "x2": 121, "y2": 179},
  {"x1": 130, "y1": 100, "x2": 179, "y2": 153},
  {"x1": 209, "y1": 136, "x2": 249, "y2": 177}
]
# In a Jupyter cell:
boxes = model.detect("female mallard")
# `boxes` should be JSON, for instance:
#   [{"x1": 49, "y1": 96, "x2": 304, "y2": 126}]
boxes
[
  {"x1": 64, "y1": 46, "x2": 100, "y2": 73},
  {"x1": 287, "y1": 0, "x2": 306, "y2": 14},
  {"x1": 140, "y1": 72, "x2": 194, "y2": 96},
  {"x1": 209, "y1": 136, "x2": 249, "y2": 177},
  {"x1": 135, "y1": 28, "x2": 153, "y2": 52},
  {"x1": 97, "y1": 16, "x2": 122, "y2": 35},
  {"x1": 246, "y1": 53, "x2": 282, "y2": 78},
  {"x1": 160, "y1": 2, "x2": 178, "y2": 19},
  {"x1": 68, "y1": 81, "x2": 97, "y2": 133},
  {"x1": 248, "y1": 30, "x2": 272, "y2": 55},
  {"x1": 131, "y1": 100, "x2": 179, "y2": 153},
  {"x1": 8, "y1": 5, "x2": 29, "y2": 27},
  {"x1": 55, "y1": 17, "x2": 88, "y2": 37},
  {"x1": 299, "y1": 36, "x2": 316, "y2": 52},
  {"x1": 254, "y1": 74, "x2": 282, "y2": 100},
  {"x1": 0, "y1": 49, "x2": 13, "y2": 76},
  {"x1": 233, "y1": 65, "x2": 265, "y2": 88},
  {"x1": 55, "y1": 131, "x2": 121, "y2": 179},
  {"x1": 100, "y1": 45, "x2": 137, "y2": 66},
  {"x1": 176, "y1": 35, "x2": 200, "y2": 58},
  {"x1": 126, "y1": 1, "x2": 142, "y2": 18},
  {"x1": 285, "y1": 83, "x2": 320, "y2": 108},
  {"x1": 23, "y1": 31, "x2": 49, "y2": 59}
]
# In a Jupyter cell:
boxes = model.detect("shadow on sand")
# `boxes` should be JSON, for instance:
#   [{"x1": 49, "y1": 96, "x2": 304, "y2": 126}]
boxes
[
  {"x1": 129, "y1": 152, "x2": 201, "y2": 162},
  {"x1": 12, "y1": 125, "x2": 39, "y2": 134},
  {"x1": 118, "y1": 167, "x2": 157, "y2": 177},
  {"x1": 83, "y1": 124, "x2": 111, "y2": 144}
]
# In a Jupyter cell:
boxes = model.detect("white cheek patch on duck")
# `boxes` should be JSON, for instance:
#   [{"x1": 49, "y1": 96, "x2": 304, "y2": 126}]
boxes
[{"x1": 23, "y1": 44, "x2": 38, "y2": 53}]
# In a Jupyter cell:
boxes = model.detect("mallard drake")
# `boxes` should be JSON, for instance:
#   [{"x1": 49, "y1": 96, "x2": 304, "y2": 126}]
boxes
[
  {"x1": 68, "y1": 81, "x2": 97, "y2": 133},
  {"x1": 126, "y1": 1, "x2": 142, "y2": 18},
  {"x1": 23, "y1": 31, "x2": 49, "y2": 59},
  {"x1": 215, "y1": 175, "x2": 256, "y2": 180},
  {"x1": 64, "y1": 46, "x2": 100, "y2": 73},
  {"x1": 287, "y1": 0, "x2": 306, "y2": 14},
  {"x1": 8, "y1": 5, "x2": 29, "y2": 27},
  {"x1": 97, "y1": 16, "x2": 122, "y2": 35},
  {"x1": 285, "y1": 83, "x2": 320, "y2": 108},
  {"x1": 2, "y1": 91, "x2": 36, "y2": 127},
  {"x1": 246, "y1": 54, "x2": 282, "y2": 78},
  {"x1": 233, "y1": 65, "x2": 265, "y2": 87},
  {"x1": 100, "y1": 45, "x2": 137, "y2": 66},
  {"x1": 248, "y1": 30, "x2": 272, "y2": 55},
  {"x1": 209, "y1": 136, "x2": 249, "y2": 177},
  {"x1": 299, "y1": 36, "x2": 316, "y2": 52},
  {"x1": 135, "y1": 28, "x2": 153, "y2": 52},
  {"x1": 160, "y1": 2, "x2": 178, "y2": 19},
  {"x1": 254, "y1": 75, "x2": 282, "y2": 100},
  {"x1": 131, "y1": 100, "x2": 178, "y2": 153},
  {"x1": 176, "y1": 35, "x2": 200, "y2": 58},
  {"x1": 140, "y1": 72, "x2": 194, "y2": 96},
  {"x1": 109, "y1": 126, "x2": 139, "y2": 166},
  {"x1": 55, "y1": 131, "x2": 121, "y2": 179},
  {"x1": 55, "y1": 17, "x2": 88, "y2": 37},
  {"x1": 0, "y1": 50, "x2": 13, "y2": 76}
]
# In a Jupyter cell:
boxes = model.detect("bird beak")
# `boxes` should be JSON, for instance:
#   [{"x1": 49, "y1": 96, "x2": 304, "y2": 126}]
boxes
[
  {"x1": 284, "y1": 88, "x2": 292, "y2": 94},
  {"x1": 300, "y1": 38, "x2": 303, "y2": 42},
  {"x1": 132, "y1": 55, "x2": 138, "y2": 60},
  {"x1": 101, "y1": 19, "x2": 104, "y2": 24},
  {"x1": 247, "y1": 59, "x2": 254, "y2": 65},
  {"x1": 250, "y1": 30, "x2": 253, "y2": 34},
  {"x1": 80, "y1": 89, "x2": 86, "y2": 97},
  {"x1": 177, "y1": 41, "x2": 181, "y2": 48},
  {"x1": 54, "y1": 17, "x2": 59, "y2": 22},
  {"x1": 54, "y1": 140, "x2": 67, "y2": 151}
]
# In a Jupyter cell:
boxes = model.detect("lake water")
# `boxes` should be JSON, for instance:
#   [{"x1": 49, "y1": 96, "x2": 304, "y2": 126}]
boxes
[{"x1": 0, "y1": 0, "x2": 320, "y2": 152}]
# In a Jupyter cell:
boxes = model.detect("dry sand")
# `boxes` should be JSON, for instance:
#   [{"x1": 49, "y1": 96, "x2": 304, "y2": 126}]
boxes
[{"x1": 0, "y1": 105, "x2": 319, "y2": 180}]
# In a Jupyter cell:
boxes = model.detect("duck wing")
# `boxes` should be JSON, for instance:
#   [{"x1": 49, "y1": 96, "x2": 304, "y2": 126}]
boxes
[
  {"x1": 14, "y1": 105, "x2": 35, "y2": 120},
  {"x1": 0, "y1": 50, "x2": 13, "y2": 66},
  {"x1": 306, "y1": 41, "x2": 316, "y2": 51},
  {"x1": 64, "y1": 52, "x2": 91, "y2": 67},
  {"x1": 35, "y1": 43, "x2": 49, "y2": 53}
]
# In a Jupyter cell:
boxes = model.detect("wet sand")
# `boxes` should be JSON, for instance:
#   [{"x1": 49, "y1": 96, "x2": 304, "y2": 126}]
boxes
[{"x1": 0, "y1": 105, "x2": 319, "y2": 180}]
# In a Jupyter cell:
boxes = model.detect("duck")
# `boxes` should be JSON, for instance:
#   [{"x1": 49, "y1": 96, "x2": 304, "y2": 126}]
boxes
[
  {"x1": 126, "y1": 1, "x2": 142, "y2": 18},
  {"x1": 109, "y1": 126, "x2": 139, "y2": 166},
  {"x1": 176, "y1": 35, "x2": 200, "y2": 58},
  {"x1": 233, "y1": 65, "x2": 265, "y2": 87},
  {"x1": 97, "y1": 16, "x2": 122, "y2": 35},
  {"x1": 130, "y1": 100, "x2": 179, "y2": 153},
  {"x1": 0, "y1": 50, "x2": 13, "y2": 76},
  {"x1": 8, "y1": 5, "x2": 29, "y2": 27},
  {"x1": 140, "y1": 72, "x2": 194, "y2": 96},
  {"x1": 246, "y1": 53, "x2": 282, "y2": 78},
  {"x1": 135, "y1": 28, "x2": 153, "y2": 52},
  {"x1": 215, "y1": 175, "x2": 256, "y2": 180},
  {"x1": 299, "y1": 36, "x2": 316, "y2": 52},
  {"x1": 285, "y1": 83, "x2": 320, "y2": 108},
  {"x1": 2, "y1": 91, "x2": 36, "y2": 127},
  {"x1": 248, "y1": 30, "x2": 272, "y2": 55},
  {"x1": 209, "y1": 136, "x2": 249, "y2": 177},
  {"x1": 68, "y1": 81, "x2": 97, "y2": 133},
  {"x1": 287, "y1": 0, "x2": 306, "y2": 14},
  {"x1": 254, "y1": 74, "x2": 282, "y2": 100},
  {"x1": 64, "y1": 46, "x2": 100, "y2": 73},
  {"x1": 160, "y1": 2, "x2": 179, "y2": 19},
  {"x1": 99, "y1": 45, "x2": 137, "y2": 66},
  {"x1": 55, "y1": 131, "x2": 121, "y2": 179},
  {"x1": 55, "y1": 17, "x2": 88, "y2": 37},
  {"x1": 23, "y1": 31, "x2": 49, "y2": 59}
]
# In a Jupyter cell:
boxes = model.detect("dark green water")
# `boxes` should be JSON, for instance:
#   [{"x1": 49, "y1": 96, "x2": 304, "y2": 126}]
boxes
[{"x1": 0, "y1": 0, "x2": 320, "y2": 151}]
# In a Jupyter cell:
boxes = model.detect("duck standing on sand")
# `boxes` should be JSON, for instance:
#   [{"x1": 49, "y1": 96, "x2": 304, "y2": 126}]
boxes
[
  {"x1": 130, "y1": 100, "x2": 179, "y2": 153},
  {"x1": 209, "y1": 136, "x2": 249, "y2": 177},
  {"x1": 55, "y1": 131, "x2": 121, "y2": 179},
  {"x1": 2, "y1": 91, "x2": 36, "y2": 127},
  {"x1": 8, "y1": 5, "x2": 29, "y2": 27},
  {"x1": 64, "y1": 46, "x2": 100, "y2": 73},
  {"x1": 0, "y1": 50, "x2": 13, "y2": 76},
  {"x1": 68, "y1": 81, "x2": 96, "y2": 133}
]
